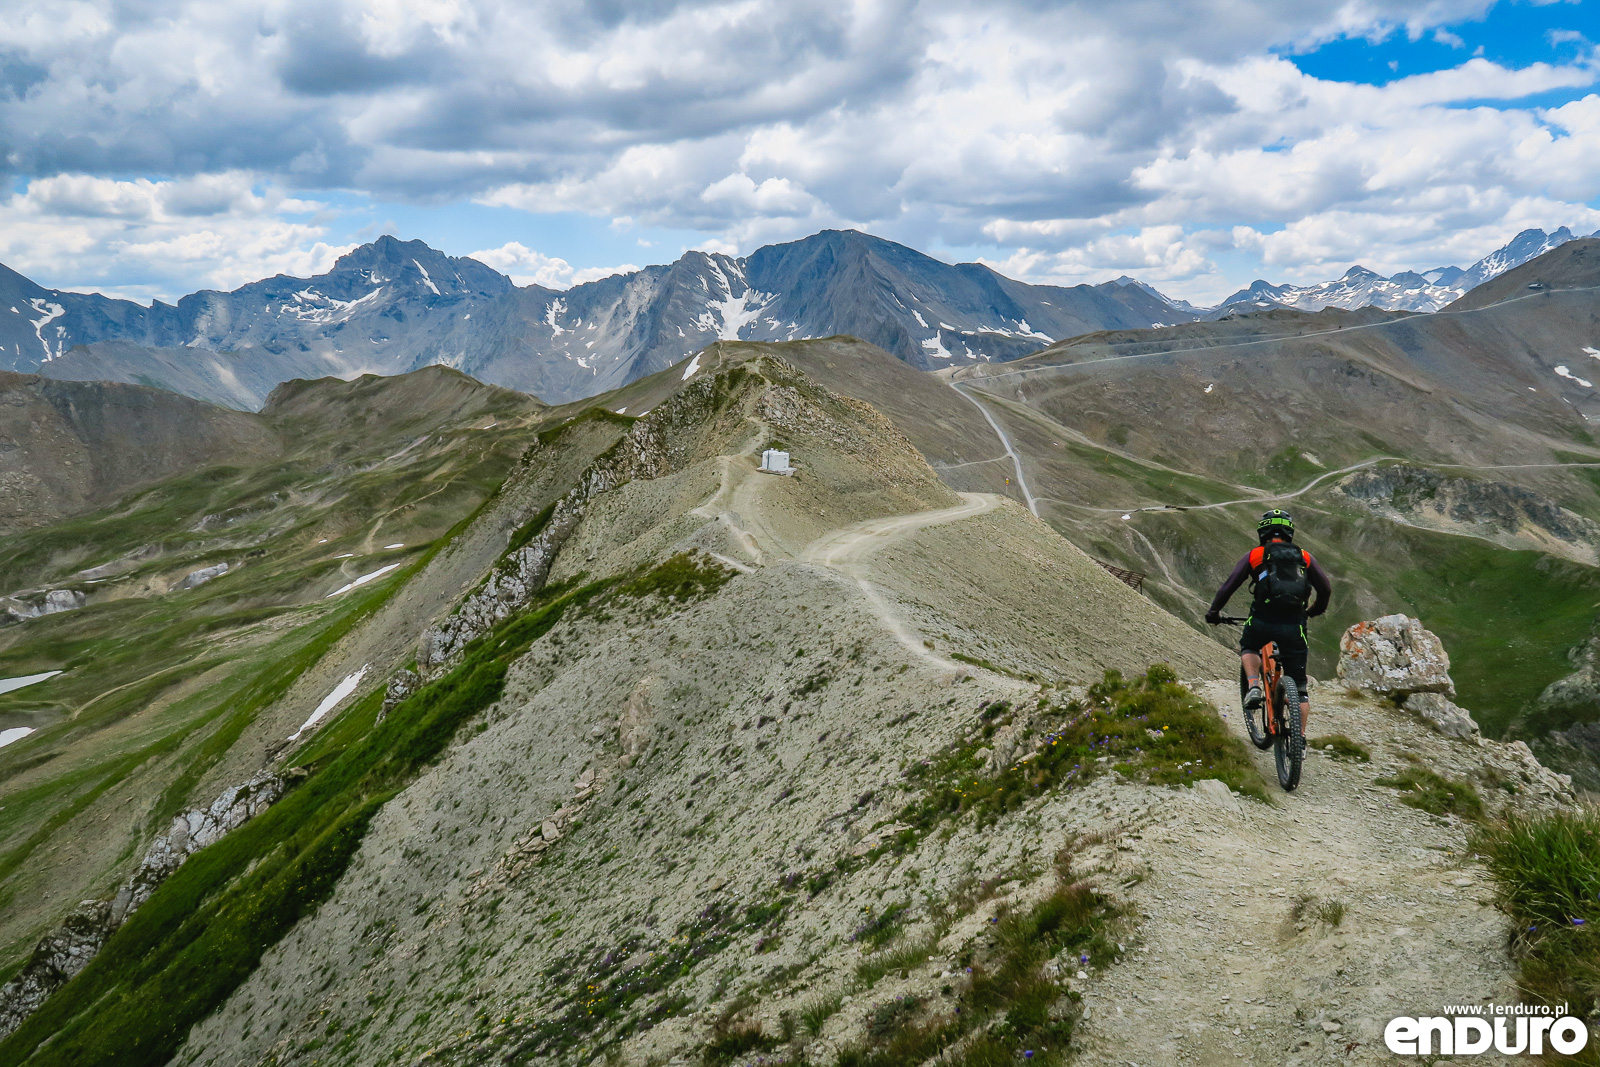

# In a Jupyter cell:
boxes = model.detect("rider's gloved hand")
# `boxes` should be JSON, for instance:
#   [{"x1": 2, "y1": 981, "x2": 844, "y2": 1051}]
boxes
[{"x1": 1204, "y1": 609, "x2": 1222, "y2": 625}]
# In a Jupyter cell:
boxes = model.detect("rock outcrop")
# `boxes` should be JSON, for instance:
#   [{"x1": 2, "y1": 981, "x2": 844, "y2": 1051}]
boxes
[
  {"x1": 112, "y1": 771, "x2": 294, "y2": 924},
  {"x1": 1516, "y1": 629, "x2": 1600, "y2": 792},
  {"x1": 1480, "y1": 740, "x2": 1579, "y2": 811},
  {"x1": 1337, "y1": 465, "x2": 1600, "y2": 563},
  {"x1": 0, "y1": 900, "x2": 111, "y2": 1038},
  {"x1": 1337, "y1": 616, "x2": 1574, "y2": 806},
  {"x1": 1401, "y1": 692, "x2": 1481, "y2": 740},
  {"x1": 1531, "y1": 630, "x2": 1600, "y2": 726},
  {"x1": 379, "y1": 668, "x2": 420, "y2": 723},
  {"x1": 419, "y1": 373, "x2": 728, "y2": 676},
  {"x1": 2, "y1": 589, "x2": 86, "y2": 622},
  {"x1": 0, "y1": 770, "x2": 298, "y2": 1039},
  {"x1": 178, "y1": 562, "x2": 229, "y2": 590},
  {"x1": 1336, "y1": 615, "x2": 1455, "y2": 699}
]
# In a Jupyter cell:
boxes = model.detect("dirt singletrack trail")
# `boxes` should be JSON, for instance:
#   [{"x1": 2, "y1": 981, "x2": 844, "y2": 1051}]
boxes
[
  {"x1": 799, "y1": 492, "x2": 1010, "y2": 673},
  {"x1": 800, "y1": 492, "x2": 1002, "y2": 569},
  {"x1": 1072, "y1": 681, "x2": 1530, "y2": 1067}
]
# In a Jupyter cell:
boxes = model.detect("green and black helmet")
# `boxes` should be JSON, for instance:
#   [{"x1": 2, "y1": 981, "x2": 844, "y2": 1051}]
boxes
[{"x1": 1257, "y1": 508, "x2": 1295, "y2": 541}]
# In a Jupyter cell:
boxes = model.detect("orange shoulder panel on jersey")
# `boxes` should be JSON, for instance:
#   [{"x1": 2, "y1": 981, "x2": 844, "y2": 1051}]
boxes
[
  {"x1": 1249, "y1": 546, "x2": 1265, "y2": 567},
  {"x1": 1302, "y1": 550, "x2": 1312, "y2": 566}
]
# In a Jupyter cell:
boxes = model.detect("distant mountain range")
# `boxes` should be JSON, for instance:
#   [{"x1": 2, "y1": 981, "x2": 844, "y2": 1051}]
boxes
[
  {"x1": 1215, "y1": 227, "x2": 1598, "y2": 315},
  {"x1": 0, "y1": 231, "x2": 1188, "y2": 408},
  {"x1": 1, "y1": 225, "x2": 1591, "y2": 408}
]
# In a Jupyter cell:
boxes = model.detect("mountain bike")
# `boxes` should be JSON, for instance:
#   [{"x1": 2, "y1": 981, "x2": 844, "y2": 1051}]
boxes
[{"x1": 1216, "y1": 616, "x2": 1304, "y2": 792}]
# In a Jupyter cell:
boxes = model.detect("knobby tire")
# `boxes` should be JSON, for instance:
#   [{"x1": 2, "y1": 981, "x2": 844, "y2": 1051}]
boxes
[
  {"x1": 1241, "y1": 663, "x2": 1272, "y2": 750},
  {"x1": 1275, "y1": 676, "x2": 1304, "y2": 791}
]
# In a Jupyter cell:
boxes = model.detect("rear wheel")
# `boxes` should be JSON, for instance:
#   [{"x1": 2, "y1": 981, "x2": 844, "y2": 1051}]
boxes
[
  {"x1": 1242, "y1": 663, "x2": 1271, "y2": 750},
  {"x1": 1274, "y1": 677, "x2": 1304, "y2": 791}
]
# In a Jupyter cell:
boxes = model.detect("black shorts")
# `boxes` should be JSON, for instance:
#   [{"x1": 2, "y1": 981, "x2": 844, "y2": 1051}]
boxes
[{"x1": 1238, "y1": 618, "x2": 1308, "y2": 694}]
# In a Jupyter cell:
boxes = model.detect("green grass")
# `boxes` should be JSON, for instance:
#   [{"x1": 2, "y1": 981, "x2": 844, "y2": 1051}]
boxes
[
  {"x1": 1263, "y1": 445, "x2": 1326, "y2": 492},
  {"x1": 1300, "y1": 511, "x2": 1600, "y2": 738},
  {"x1": 616, "y1": 551, "x2": 737, "y2": 602},
  {"x1": 896, "y1": 668, "x2": 1265, "y2": 837},
  {"x1": 866, "y1": 994, "x2": 922, "y2": 1038},
  {"x1": 830, "y1": 848, "x2": 1126, "y2": 1067},
  {"x1": 948, "y1": 652, "x2": 1043, "y2": 684},
  {"x1": 521, "y1": 890, "x2": 783, "y2": 1062},
  {"x1": 852, "y1": 901, "x2": 911, "y2": 950},
  {"x1": 1291, "y1": 894, "x2": 1346, "y2": 927},
  {"x1": 1037, "y1": 454, "x2": 1600, "y2": 742},
  {"x1": 1309, "y1": 735, "x2": 1370, "y2": 761},
  {"x1": 800, "y1": 992, "x2": 843, "y2": 1036},
  {"x1": 1474, "y1": 809, "x2": 1600, "y2": 1060},
  {"x1": 1047, "y1": 438, "x2": 1244, "y2": 508},
  {"x1": 1373, "y1": 763, "x2": 1485, "y2": 820},
  {"x1": 0, "y1": 395, "x2": 541, "y2": 969},
  {"x1": 854, "y1": 934, "x2": 941, "y2": 990},
  {"x1": 701, "y1": 1022, "x2": 776, "y2": 1066}
]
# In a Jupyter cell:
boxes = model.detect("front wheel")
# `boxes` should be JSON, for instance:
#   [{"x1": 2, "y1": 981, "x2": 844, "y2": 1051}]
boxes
[
  {"x1": 1274, "y1": 677, "x2": 1304, "y2": 792},
  {"x1": 1242, "y1": 664, "x2": 1272, "y2": 750}
]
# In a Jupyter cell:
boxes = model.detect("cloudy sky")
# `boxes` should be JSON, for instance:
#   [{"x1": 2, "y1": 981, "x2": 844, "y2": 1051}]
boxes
[{"x1": 2, "y1": 0, "x2": 1597, "y2": 305}]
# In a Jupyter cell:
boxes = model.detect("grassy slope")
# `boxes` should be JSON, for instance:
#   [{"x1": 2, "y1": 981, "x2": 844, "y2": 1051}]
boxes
[
  {"x1": 0, "y1": 574, "x2": 613, "y2": 1067},
  {"x1": 0, "y1": 551, "x2": 738, "y2": 1067},
  {"x1": 0, "y1": 376, "x2": 538, "y2": 968},
  {"x1": 937, "y1": 339, "x2": 1600, "y2": 738}
]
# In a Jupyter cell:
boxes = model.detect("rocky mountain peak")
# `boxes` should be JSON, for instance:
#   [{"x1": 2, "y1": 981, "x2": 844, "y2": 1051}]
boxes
[
  {"x1": 327, "y1": 234, "x2": 514, "y2": 299},
  {"x1": 1216, "y1": 225, "x2": 1600, "y2": 315}
]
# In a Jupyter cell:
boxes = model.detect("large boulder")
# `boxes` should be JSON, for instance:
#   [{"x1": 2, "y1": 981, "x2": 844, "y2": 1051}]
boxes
[{"x1": 1336, "y1": 615, "x2": 1455, "y2": 699}]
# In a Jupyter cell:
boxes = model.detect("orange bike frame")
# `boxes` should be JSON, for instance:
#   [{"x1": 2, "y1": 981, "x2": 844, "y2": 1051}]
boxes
[{"x1": 1260, "y1": 641, "x2": 1281, "y2": 737}]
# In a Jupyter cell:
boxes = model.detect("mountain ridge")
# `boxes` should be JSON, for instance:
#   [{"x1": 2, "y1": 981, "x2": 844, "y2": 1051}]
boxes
[
  {"x1": 3, "y1": 231, "x2": 1197, "y2": 408},
  {"x1": 1216, "y1": 226, "x2": 1599, "y2": 315},
  {"x1": 0, "y1": 343, "x2": 1580, "y2": 1067},
  {"x1": 6, "y1": 225, "x2": 1594, "y2": 409}
]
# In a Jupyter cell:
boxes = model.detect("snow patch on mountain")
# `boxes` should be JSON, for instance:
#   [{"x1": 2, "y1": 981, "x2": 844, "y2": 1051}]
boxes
[
  {"x1": 921, "y1": 332, "x2": 954, "y2": 360},
  {"x1": 413, "y1": 260, "x2": 441, "y2": 296},
  {"x1": 28, "y1": 299, "x2": 65, "y2": 362},
  {"x1": 289, "y1": 665, "x2": 370, "y2": 742},
  {"x1": 287, "y1": 287, "x2": 387, "y2": 325},
  {"x1": 544, "y1": 299, "x2": 567, "y2": 335},
  {"x1": 1218, "y1": 228, "x2": 1598, "y2": 316},
  {"x1": 1219, "y1": 267, "x2": 1459, "y2": 315}
]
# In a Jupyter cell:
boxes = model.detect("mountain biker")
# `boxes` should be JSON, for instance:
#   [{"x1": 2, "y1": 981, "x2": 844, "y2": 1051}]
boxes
[{"x1": 1204, "y1": 509, "x2": 1332, "y2": 730}]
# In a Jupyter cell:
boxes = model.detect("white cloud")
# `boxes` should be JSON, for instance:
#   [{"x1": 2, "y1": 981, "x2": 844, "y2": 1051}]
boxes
[
  {"x1": 0, "y1": 0, "x2": 1596, "y2": 304},
  {"x1": 467, "y1": 241, "x2": 637, "y2": 289},
  {"x1": 981, "y1": 226, "x2": 1216, "y2": 289},
  {"x1": 0, "y1": 173, "x2": 346, "y2": 299}
]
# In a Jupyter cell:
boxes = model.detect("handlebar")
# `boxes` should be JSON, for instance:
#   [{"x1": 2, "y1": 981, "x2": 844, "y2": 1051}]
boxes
[{"x1": 1206, "y1": 615, "x2": 1317, "y2": 626}]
